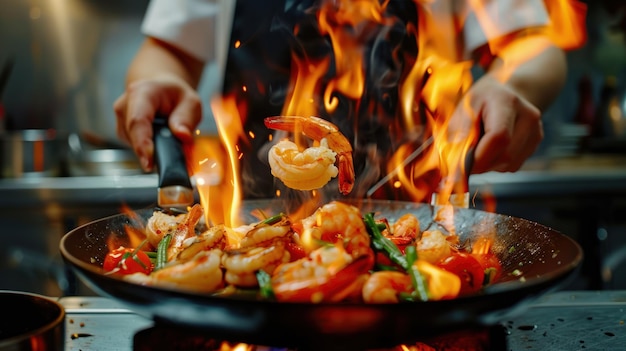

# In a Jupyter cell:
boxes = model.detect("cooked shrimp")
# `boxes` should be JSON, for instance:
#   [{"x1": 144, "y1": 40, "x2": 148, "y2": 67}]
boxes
[
  {"x1": 222, "y1": 240, "x2": 290, "y2": 287},
  {"x1": 267, "y1": 139, "x2": 339, "y2": 192},
  {"x1": 174, "y1": 225, "x2": 227, "y2": 262},
  {"x1": 238, "y1": 216, "x2": 292, "y2": 249},
  {"x1": 271, "y1": 245, "x2": 371, "y2": 303},
  {"x1": 270, "y1": 201, "x2": 374, "y2": 302},
  {"x1": 146, "y1": 205, "x2": 204, "y2": 261},
  {"x1": 392, "y1": 213, "x2": 420, "y2": 240},
  {"x1": 362, "y1": 271, "x2": 413, "y2": 303},
  {"x1": 124, "y1": 249, "x2": 223, "y2": 293},
  {"x1": 264, "y1": 115, "x2": 354, "y2": 195},
  {"x1": 295, "y1": 201, "x2": 373, "y2": 260},
  {"x1": 415, "y1": 229, "x2": 452, "y2": 264}
]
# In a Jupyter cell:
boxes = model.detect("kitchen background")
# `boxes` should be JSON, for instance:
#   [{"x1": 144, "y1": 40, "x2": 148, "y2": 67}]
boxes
[{"x1": 0, "y1": 0, "x2": 625, "y2": 296}]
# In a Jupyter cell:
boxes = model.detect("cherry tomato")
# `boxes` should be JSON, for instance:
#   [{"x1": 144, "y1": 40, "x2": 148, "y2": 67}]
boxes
[
  {"x1": 437, "y1": 252, "x2": 485, "y2": 295},
  {"x1": 103, "y1": 246, "x2": 153, "y2": 275},
  {"x1": 472, "y1": 252, "x2": 502, "y2": 284}
]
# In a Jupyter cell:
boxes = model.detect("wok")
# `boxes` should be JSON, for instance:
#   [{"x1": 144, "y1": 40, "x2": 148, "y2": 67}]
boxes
[{"x1": 60, "y1": 200, "x2": 582, "y2": 350}]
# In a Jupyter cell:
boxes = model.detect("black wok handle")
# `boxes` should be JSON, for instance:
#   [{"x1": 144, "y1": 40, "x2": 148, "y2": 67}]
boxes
[{"x1": 153, "y1": 116, "x2": 193, "y2": 207}]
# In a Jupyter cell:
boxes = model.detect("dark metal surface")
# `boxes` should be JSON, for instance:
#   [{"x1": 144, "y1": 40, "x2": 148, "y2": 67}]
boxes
[
  {"x1": 59, "y1": 199, "x2": 583, "y2": 349},
  {"x1": 60, "y1": 291, "x2": 626, "y2": 351},
  {"x1": 0, "y1": 291, "x2": 65, "y2": 351}
]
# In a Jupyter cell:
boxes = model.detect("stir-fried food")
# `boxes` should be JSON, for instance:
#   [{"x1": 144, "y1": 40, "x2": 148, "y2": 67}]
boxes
[
  {"x1": 264, "y1": 116, "x2": 355, "y2": 195},
  {"x1": 104, "y1": 201, "x2": 502, "y2": 303}
]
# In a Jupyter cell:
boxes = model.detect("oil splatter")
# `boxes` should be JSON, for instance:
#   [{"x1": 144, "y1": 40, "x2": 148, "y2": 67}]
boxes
[
  {"x1": 70, "y1": 333, "x2": 94, "y2": 340},
  {"x1": 518, "y1": 325, "x2": 537, "y2": 331}
]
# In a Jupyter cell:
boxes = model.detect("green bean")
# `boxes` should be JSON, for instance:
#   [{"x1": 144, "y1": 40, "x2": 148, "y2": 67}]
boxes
[
  {"x1": 156, "y1": 234, "x2": 172, "y2": 271},
  {"x1": 260, "y1": 213, "x2": 285, "y2": 225},
  {"x1": 256, "y1": 270, "x2": 275, "y2": 300},
  {"x1": 364, "y1": 213, "x2": 408, "y2": 270},
  {"x1": 404, "y1": 246, "x2": 429, "y2": 302}
]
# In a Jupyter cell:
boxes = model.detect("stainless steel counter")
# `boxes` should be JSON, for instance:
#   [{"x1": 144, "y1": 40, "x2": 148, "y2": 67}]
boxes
[{"x1": 59, "y1": 290, "x2": 626, "y2": 350}]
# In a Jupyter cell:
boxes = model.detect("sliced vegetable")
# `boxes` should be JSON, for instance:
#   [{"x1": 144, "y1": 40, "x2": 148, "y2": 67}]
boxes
[
  {"x1": 103, "y1": 247, "x2": 153, "y2": 275},
  {"x1": 405, "y1": 246, "x2": 429, "y2": 302},
  {"x1": 437, "y1": 252, "x2": 484, "y2": 295},
  {"x1": 364, "y1": 213, "x2": 408, "y2": 269},
  {"x1": 365, "y1": 213, "x2": 428, "y2": 301},
  {"x1": 256, "y1": 270, "x2": 275, "y2": 299},
  {"x1": 472, "y1": 252, "x2": 502, "y2": 284},
  {"x1": 155, "y1": 233, "x2": 172, "y2": 271}
]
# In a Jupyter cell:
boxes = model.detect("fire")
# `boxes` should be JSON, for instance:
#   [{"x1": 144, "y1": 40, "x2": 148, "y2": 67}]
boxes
[
  {"x1": 107, "y1": 204, "x2": 149, "y2": 252},
  {"x1": 192, "y1": 0, "x2": 587, "y2": 232}
]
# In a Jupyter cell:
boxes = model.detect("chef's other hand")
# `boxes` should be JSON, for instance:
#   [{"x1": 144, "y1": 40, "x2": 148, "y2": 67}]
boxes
[
  {"x1": 456, "y1": 35, "x2": 566, "y2": 174},
  {"x1": 466, "y1": 75, "x2": 542, "y2": 173},
  {"x1": 114, "y1": 76, "x2": 201, "y2": 172}
]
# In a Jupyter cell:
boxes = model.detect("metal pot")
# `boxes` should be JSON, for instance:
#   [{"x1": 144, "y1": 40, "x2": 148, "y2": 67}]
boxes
[
  {"x1": 65, "y1": 133, "x2": 142, "y2": 177},
  {"x1": 0, "y1": 291, "x2": 65, "y2": 351},
  {"x1": 0, "y1": 129, "x2": 63, "y2": 178}
]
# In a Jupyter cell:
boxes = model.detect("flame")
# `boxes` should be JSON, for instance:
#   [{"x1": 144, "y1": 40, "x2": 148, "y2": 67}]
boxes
[
  {"x1": 189, "y1": 94, "x2": 247, "y2": 229},
  {"x1": 106, "y1": 204, "x2": 149, "y2": 252},
  {"x1": 391, "y1": 2, "x2": 478, "y2": 206},
  {"x1": 193, "y1": 0, "x2": 587, "y2": 227}
]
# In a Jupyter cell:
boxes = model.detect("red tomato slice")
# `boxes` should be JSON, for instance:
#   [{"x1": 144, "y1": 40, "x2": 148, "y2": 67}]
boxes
[
  {"x1": 436, "y1": 252, "x2": 485, "y2": 296},
  {"x1": 471, "y1": 252, "x2": 502, "y2": 284},
  {"x1": 285, "y1": 242, "x2": 306, "y2": 261},
  {"x1": 103, "y1": 247, "x2": 153, "y2": 275}
]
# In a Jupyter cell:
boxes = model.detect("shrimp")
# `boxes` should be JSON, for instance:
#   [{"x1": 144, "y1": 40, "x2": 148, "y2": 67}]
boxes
[
  {"x1": 270, "y1": 201, "x2": 374, "y2": 302},
  {"x1": 146, "y1": 205, "x2": 204, "y2": 261},
  {"x1": 415, "y1": 229, "x2": 452, "y2": 264},
  {"x1": 264, "y1": 115, "x2": 354, "y2": 195},
  {"x1": 124, "y1": 249, "x2": 224, "y2": 293},
  {"x1": 222, "y1": 241, "x2": 290, "y2": 287},
  {"x1": 362, "y1": 271, "x2": 413, "y2": 303},
  {"x1": 271, "y1": 246, "x2": 371, "y2": 303},
  {"x1": 295, "y1": 201, "x2": 373, "y2": 259},
  {"x1": 221, "y1": 219, "x2": 293, "y2": 288},
  {"x1": 174, "y1": 225, "x2": 227, "y2": 262}
]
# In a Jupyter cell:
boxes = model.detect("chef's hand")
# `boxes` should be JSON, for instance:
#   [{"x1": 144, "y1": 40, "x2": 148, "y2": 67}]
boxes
[
  {"x1": 465, "y1": 75, "x2": 542, "y2": 173},
  {"x1": 113, "y1": 37, "x2": 205, "y2": 172},
  {"x1": 463, "y1": 35, "x2": 567, "y2": 173},
  {"x1": 113, "y1": 76, "x2": 201, "y2": 172}
]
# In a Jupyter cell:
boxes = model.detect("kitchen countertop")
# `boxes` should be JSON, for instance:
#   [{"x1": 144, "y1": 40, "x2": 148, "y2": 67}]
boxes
[
  {"x1": 1, "y1": 155, "x2": 625, "y2": 207},
  {"x1": 59, "y1": 290, "x2": 626, "y2": 350}
]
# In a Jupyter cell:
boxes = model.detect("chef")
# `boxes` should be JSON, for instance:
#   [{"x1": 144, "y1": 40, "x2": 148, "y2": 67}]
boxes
[{"x1": 114, "y1": 0, "x2": 579, "y2": 200}]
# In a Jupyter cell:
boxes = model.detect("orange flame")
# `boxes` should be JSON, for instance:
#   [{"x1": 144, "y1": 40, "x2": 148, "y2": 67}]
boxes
[{"x1": 189, "y1": 94, "x2": 247, "y2": 228}]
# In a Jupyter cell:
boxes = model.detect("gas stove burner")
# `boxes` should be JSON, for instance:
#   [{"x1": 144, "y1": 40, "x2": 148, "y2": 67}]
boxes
[{"x1": 132, "y1": 324, "x2": 509, "y2": 351}]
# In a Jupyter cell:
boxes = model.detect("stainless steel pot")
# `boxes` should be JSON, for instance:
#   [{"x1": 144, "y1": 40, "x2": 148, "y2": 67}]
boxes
[
  {"x1": 0, "y1": 129, "x2": 63, "y2": 178},
  {"x1": 0, "y1": 291, "x2": 65, "y2": 351},
  {"x1": 66, "y1": 133, "x2": 142, "y2": 177}
]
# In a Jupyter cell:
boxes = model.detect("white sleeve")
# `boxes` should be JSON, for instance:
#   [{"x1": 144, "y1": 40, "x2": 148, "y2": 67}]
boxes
[
  {"x1": 463, "y1": 0, "x2": 549, "y2": 56},
  {"x1": 141, "y1": 0, "x2": 222, "y2": 62}
]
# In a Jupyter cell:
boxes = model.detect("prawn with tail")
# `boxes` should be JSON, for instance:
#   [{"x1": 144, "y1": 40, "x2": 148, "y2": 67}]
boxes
[
  {"x1": 264, "y1": 116, "x2": 354, "y2": 195},
  {"x1": 222, "y1": 215, "x2": 293, "y2": 288},
  {"x1": 270, "y1": 201, "x2": 374, "y2": 302}
]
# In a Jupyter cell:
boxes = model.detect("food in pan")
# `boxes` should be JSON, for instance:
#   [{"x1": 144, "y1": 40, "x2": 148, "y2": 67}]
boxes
[
  {"x1": 264, "y1": 116, "x2": 355, "y2": 195},
  {"x1": 104, "y1": 201, "x2": 501, "y2": 303}
]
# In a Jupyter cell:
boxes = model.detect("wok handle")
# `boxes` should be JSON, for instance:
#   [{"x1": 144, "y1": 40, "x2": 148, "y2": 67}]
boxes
[{"x1": 153, "y1": 116, "x2": 193, "y2": 208}]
